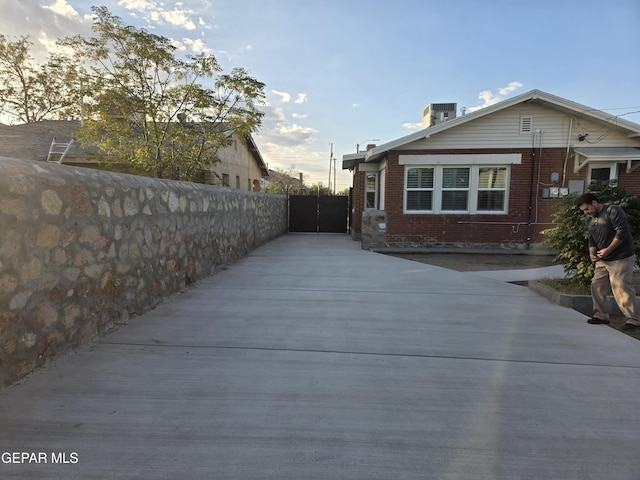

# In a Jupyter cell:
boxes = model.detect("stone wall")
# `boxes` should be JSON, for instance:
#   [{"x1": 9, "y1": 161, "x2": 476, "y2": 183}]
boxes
[{"x1": 0, "y1": 158, "x2": 288, "y2": 386}]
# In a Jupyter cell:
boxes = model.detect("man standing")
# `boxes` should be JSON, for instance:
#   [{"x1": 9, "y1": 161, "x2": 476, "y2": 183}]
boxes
[{"x1": 576, "y1": 193, "x2": 640, "y2": 330}]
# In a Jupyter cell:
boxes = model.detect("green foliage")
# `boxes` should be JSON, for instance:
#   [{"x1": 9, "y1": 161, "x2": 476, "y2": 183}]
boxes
[
  {"x1": 0, "y1": 35, "x2": 74, "y2": 123},
  {"x1": 264, "y1": 166, "x2": 305, "y2": 195},
  {"x1": 542, "y1": 180, "x2": 640, "y2": 286},
  {"x1": 309, "y1": 184, "x2": 333, "y2": 196},
  {"x1": 56, "y1": 6, "x2": 265, "y2": 182}
]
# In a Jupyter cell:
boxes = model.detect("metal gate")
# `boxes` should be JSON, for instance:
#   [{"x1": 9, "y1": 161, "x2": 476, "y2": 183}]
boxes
[{"x1": 289, "y1": 195, "x2": 349, "y2": 233}]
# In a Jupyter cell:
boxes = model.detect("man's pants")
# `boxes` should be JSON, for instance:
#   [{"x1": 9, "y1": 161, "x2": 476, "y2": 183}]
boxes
[{"x1": 591, "y1": 255, "x2": 639, "y2": 321}]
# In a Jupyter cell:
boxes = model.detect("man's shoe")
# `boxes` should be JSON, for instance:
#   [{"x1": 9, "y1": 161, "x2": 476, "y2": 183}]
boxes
[
  {"x1": 622, "y1": 323, "x2": 640, "y2": 332},
  {"x1": 587, "y1": 317, "x2": 610, "y2": 325}
]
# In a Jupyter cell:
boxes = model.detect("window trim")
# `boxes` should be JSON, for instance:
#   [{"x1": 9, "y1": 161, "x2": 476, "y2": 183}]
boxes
[
  {"x1": 406, "y1": 166, "x2": 435, "y2": 212},
  {"x1": 441, "y1": 167, "x2": 470, "y2": 213},
  {"x1": 587, "y1": 162, "x2": 618, "y2": 184},
  {"x1": 404, "y1": 165, "x2": 510, "y2": 214},
  {"x1": 364, "y1": 172, "x2": 378, "y2": 209}
]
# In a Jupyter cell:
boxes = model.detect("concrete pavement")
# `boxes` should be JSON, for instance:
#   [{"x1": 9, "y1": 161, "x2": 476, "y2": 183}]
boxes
[{"x1": 1, "y1": 233, "x2": 639, "y2": 479}]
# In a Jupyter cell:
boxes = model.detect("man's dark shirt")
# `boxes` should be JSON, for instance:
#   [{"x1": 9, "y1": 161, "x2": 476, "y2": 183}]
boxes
[{"x1": 587, "y1": 204, "x2": 635, "y2": 261}]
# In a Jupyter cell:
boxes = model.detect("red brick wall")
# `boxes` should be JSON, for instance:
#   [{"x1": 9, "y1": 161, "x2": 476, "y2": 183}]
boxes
[
  {"x1": 351, "y1": 148, "x2": 640, "y2": 247},
  {"x1": 351, "y1": 163, "x2": 365, "y2": 236}
]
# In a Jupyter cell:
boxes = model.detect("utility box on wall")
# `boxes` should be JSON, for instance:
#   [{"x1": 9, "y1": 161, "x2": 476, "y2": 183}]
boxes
[{"x1": 361, "y1": 209, "x2": 387, "y2": 250}]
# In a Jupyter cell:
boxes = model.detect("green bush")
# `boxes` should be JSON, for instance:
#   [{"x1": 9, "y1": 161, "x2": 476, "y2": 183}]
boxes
[{"x1": 542, "y1": 180, "x2": 640, "y2": 287}]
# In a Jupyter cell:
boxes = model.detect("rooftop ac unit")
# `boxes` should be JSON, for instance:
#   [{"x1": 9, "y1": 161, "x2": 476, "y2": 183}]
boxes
[{"x1": 422, "y1": 102, "x2": 457, "y2": 128}]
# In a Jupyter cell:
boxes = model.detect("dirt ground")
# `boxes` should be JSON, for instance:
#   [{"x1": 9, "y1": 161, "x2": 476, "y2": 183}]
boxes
[
  {"x1": 385, "y1": 252, "x2": 558, "y2": 272},
  {"x1": 386, "y1": 252, "x2": 640, "y2": 341}
]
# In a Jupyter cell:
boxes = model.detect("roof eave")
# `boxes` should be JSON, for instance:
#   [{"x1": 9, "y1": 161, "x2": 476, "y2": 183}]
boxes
[
  {"x1": 341, "y1": 89, "x2": 640, "y2": 167},
  {"x1": 342, "y1": 152, "x2": 366, "y2": 170},
  {"x1": 246, "y1": 135, "x2": 269, "y2": 177}
]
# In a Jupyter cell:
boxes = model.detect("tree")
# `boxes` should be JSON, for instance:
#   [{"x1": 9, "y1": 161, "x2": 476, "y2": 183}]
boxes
[
  {"x1": 309, "y1": 183, "x2": 332, "y2": 196},
  {"x1": 0, "y1": 35, "x2": 74, "y2": 123},
  {"x1": 58, "y1": 6, "x2": 265, "y2": 182},
  {"x1": 264, "y1": 166, "x2": 304, "y2": 195},
  {"x1": 542, "y1": 180, "x2": 640, "y2": 285}
]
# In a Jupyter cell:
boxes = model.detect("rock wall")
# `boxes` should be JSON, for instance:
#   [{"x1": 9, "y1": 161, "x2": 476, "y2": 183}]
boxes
[
  {"x1": 361, "y1": 210, "x2": 387, "y2": 250},
  {"x1": 0, "y1": 158, "x2": 287, "y2": 386}
]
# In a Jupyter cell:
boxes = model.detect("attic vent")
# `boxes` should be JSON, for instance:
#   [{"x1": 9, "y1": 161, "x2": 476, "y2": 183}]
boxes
[{"x1": 519, "y1": 116, "x2": 533, "y2": 134}]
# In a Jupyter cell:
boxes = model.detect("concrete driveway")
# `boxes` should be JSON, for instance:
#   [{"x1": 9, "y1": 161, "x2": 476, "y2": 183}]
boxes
[{"x1": 1, "y1": 233, "x2": 639, "y2": 479}]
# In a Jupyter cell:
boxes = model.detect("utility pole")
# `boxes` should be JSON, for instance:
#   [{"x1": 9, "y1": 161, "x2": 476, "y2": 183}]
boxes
[
  {"x1": 328, "y1": 142, "x2": 333, "y2": 194},
  {"x1": 333, "y1": 155, "x2": 336, "y2": 195}
]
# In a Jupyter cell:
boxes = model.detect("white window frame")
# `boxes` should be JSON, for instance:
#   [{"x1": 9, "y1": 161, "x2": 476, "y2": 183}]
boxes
[
  {"x1": 404, "y1": 165, "x2": 510, "y2": 214},
  {"x1": 364, "y1": 172, "x2": 378, "y2": 209},
  {"x1": 405, "y1": 166, "x2": 435, "y2": 212},
  {"x1": 587, "y1": 162, "x2": 618, "y2": 184},
  {"x1": 441, "y1": 167, "x2": 470, "y2": 213},
  {"x1": 379, "y1": 168, "x2": 386, "y2": 211}
]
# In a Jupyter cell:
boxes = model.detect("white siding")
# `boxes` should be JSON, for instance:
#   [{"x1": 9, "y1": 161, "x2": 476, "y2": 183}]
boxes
[{"x1": 402, "y1": 104, "x2": 640, "y2": 150}]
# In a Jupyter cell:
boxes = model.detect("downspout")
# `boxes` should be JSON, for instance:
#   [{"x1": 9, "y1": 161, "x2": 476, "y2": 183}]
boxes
[
  {"x1": 535, "y1": 130, "x2": 544, "y2": 224},
  {"x1": 526, "y1": 131, "x2": 538, "y2": 250},
  {"x1": 562, "y1": 117, "x2": 573, "y2": 187}
]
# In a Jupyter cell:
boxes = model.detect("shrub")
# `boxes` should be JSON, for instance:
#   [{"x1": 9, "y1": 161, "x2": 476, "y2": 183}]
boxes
[{"x1": 542, "y1": 181, "x2": 640, "y2": 286}]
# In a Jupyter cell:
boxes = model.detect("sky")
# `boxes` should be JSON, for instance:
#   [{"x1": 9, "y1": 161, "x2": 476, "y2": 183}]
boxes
[{"x1": 1, "y1": 0, "x2": 639, "y2": 191}]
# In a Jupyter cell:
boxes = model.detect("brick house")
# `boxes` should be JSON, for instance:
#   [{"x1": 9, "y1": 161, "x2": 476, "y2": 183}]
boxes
[
  {"x1": 0, "y1": 120, "x2": 269, "y2": 192},
  {"x1": 343, "y1": 90, "x2": 640, "y2": 249}
]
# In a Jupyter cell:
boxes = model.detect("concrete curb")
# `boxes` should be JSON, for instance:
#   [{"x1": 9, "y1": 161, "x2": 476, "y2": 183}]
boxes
[{"x1": 528, "y1": 280, "x2": 622, "y2": 317}]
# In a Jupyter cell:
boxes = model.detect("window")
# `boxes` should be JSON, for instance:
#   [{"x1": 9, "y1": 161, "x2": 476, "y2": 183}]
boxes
[
  {"x1": 222, "y1": 173, "x2": 230, "y2": 187},
  {"x1": 588, "y1": 163, "x2": 618, "y2": 184},
  {"x1": 477, "y1": 167, "x2": 507, "y2": 211},
  {"x1": 405, "y1": 165, "x2": 509, "y2": 214},
  {"x1": 406, "y1": 167, "x2": 434, "y2": 211},
  {"x1": 365, "y1": 173, "x2": 377, "y2": 209},
  {"x1": 236, "y1": 176, "x2": 240, "y2": 189},
  {"x1": 441, "y1": 167, "x2": 469, "y2": 211}
]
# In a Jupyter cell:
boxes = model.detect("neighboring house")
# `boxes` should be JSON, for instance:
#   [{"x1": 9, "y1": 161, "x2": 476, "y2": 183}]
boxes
[
  {"x1": 0, "y1": 120, "x2": 85, "y2": 164},
  {"x1": 214, "y1": 134, "x2": 269, "y2": 192},
  {"x1": 343, "y1": 89, "x2": 640, "y2": 249},
  {"x1": 263, "y1": 169, "x2": 308, "y2": 194},
  {"x1": 0, "y1": 120, "x2": 268, "y2": 192}
]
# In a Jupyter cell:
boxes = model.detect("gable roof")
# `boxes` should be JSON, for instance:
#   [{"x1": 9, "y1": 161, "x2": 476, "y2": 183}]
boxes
[
  {"x1": 245, "y1": 135, "x2": 269, "y2": 177},
  {"x1": 343, "y1": 89, "x2": 640, "y2": 169},
  {"x1": 0, "y1": 120, "x2": 84, "y2": 162},
  {"x1": 0, "y1": 120, "x2": 269, "y2": 177}
]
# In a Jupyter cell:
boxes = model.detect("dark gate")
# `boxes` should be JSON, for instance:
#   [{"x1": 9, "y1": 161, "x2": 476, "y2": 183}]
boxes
[{"x1": 289, "y1": 195, "x2": 349, "y2": 233}]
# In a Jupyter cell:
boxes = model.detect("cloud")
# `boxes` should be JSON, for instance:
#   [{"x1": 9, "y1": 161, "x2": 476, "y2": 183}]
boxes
[
  {"x1": 402, "y1": 122, "x2": 422, "y2": 130},
  {"x1": 469, "y1": 82, "x2": 524, "y2": 112},
  {"x1": 118, "y1": 0, "x2": 198, "y2": 30},
  {"x1": 117, "y1": 0, "x2": 156, "y2": 11},
  {"x1": 292, "y1": 113, "x2": 308, "y2": 119},
  {"x1": 43, "y1": 0, "x2": 82, "y2": 19},
  {"x1": 272, "y1": 90, "x2": 292, "y2": 103},
  {"x1": 0, "y1": 0, "x2": 93, "y2": 61},
  {"x1": 272, "y1": 123, "x2": 317, "y2": 147},
  {"x1": 181, "y1": 38, "x2": 211, "y2": 53},
  {"x1": 258, "y1": 104, "x2": 315, "y2": 140},
  {"x1": 294, "y1": 93, "x2": 307, "y2": 104},
  {"x1": 258, "y1": 143, "x2": 331, "y2": 187},
  {"x1": 160, "y1": 9, "x2": 196, "y2": 30}
]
